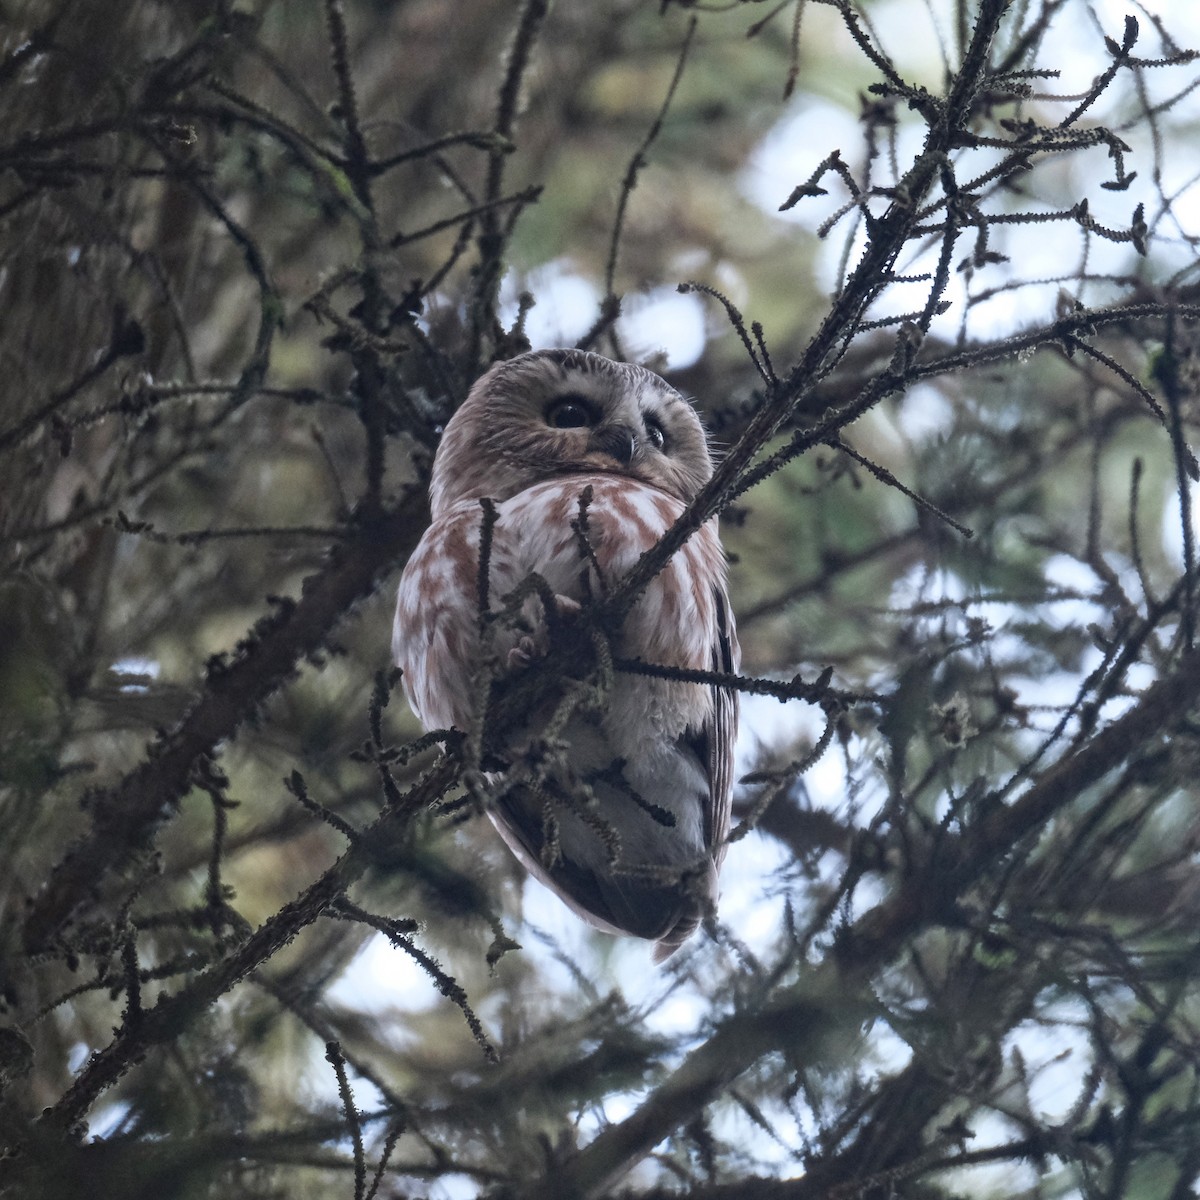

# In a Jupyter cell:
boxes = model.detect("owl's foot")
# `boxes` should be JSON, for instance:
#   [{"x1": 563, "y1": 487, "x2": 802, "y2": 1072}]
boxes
[
  {"x1": 546, "y1": 593, "x2": 582, "y2": 622},
  {"x1": 506, "y1": 637, "x2": 538, "y2": 670},
  {"x1": 506, "y1": 594, "x2": 582, "y2": 669},
  {"x1": 461, "y1": 768, "x2": 492, "y2": 810}
]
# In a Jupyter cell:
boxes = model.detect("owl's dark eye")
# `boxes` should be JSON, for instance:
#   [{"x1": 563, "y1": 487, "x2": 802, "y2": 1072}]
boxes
[
  {"x1": 545, "y1": 394, "x2": 597, "y2": 429},
  {"x1": 645, "y1": 417, "x2": 667, "y2": 451}
]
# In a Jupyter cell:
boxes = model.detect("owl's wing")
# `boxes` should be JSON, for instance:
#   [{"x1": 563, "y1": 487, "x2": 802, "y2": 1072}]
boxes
[
  {"x1": 640, "y1": 587, "x2": 739, "y2": 962},
  {"x1": 487, "y1": 589, "x2": 739, "y2": 953},
  {"x1": 704, "y1": 586, "x2": 740, "y2": 870}
]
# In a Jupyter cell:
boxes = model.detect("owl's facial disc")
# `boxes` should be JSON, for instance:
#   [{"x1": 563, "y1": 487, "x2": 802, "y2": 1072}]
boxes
[{"x1": 429, "y1": 350, "x2": 715, "y2": 514}]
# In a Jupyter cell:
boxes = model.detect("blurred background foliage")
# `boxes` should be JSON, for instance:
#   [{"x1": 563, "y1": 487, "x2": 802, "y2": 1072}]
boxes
[{"x1": 2, "y1": 0, "x2": 1200, "y2": 1197}]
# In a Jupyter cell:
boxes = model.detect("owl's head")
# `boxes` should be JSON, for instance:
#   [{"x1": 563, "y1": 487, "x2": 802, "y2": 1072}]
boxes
[{"x1": 429, "y1": 349, "x2": 713, "y2": 516}]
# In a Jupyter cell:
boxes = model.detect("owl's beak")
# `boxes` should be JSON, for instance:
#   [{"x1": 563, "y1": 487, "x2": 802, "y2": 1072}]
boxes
[{"x1": 586, "y1": 423, "x2": 638, "y2": 467}]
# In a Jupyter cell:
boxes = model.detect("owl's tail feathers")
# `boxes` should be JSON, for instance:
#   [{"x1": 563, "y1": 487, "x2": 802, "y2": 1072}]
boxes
[
  {"x1": 652, "y1": 860, "x2": 719, "y2": 963},
  {"x1": 652, "y1": 918, "x2": 699, "y2": 963}
]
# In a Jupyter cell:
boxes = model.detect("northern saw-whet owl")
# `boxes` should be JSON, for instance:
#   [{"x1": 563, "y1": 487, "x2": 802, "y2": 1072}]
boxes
[{"x1": 393, "y1": 348, "x2": 739, "y2": 959}]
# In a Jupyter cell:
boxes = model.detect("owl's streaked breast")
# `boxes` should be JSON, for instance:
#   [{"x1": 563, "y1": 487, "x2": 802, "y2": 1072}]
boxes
[{"x1": 394, "y1": 474, "x2": 725, "y2": 748}]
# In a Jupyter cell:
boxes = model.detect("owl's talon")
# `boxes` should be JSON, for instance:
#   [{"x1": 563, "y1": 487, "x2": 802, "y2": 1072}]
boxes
[
  {"x1": 507, "y1": 636, "x2": 538, "y2": 669},
  {"x1": 462, "y1": 769, "x2": 491, "y2": 808},
  {"x1": 550, "y1": 594, "x2": 582, "y2": 620},
  {"x1": 508, "y1": 594, "x2": 579, "y2": 667}
]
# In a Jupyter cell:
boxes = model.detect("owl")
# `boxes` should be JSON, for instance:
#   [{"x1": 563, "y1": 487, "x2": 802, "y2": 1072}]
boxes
[{"x1": 393, "y1": 348, "x2": 739, "y2": 959}]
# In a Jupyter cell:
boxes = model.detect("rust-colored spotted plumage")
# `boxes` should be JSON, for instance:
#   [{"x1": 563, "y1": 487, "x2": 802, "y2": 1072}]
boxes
[{"x1": 394, "y1": 349, "x2": 739, "y2": 958}]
